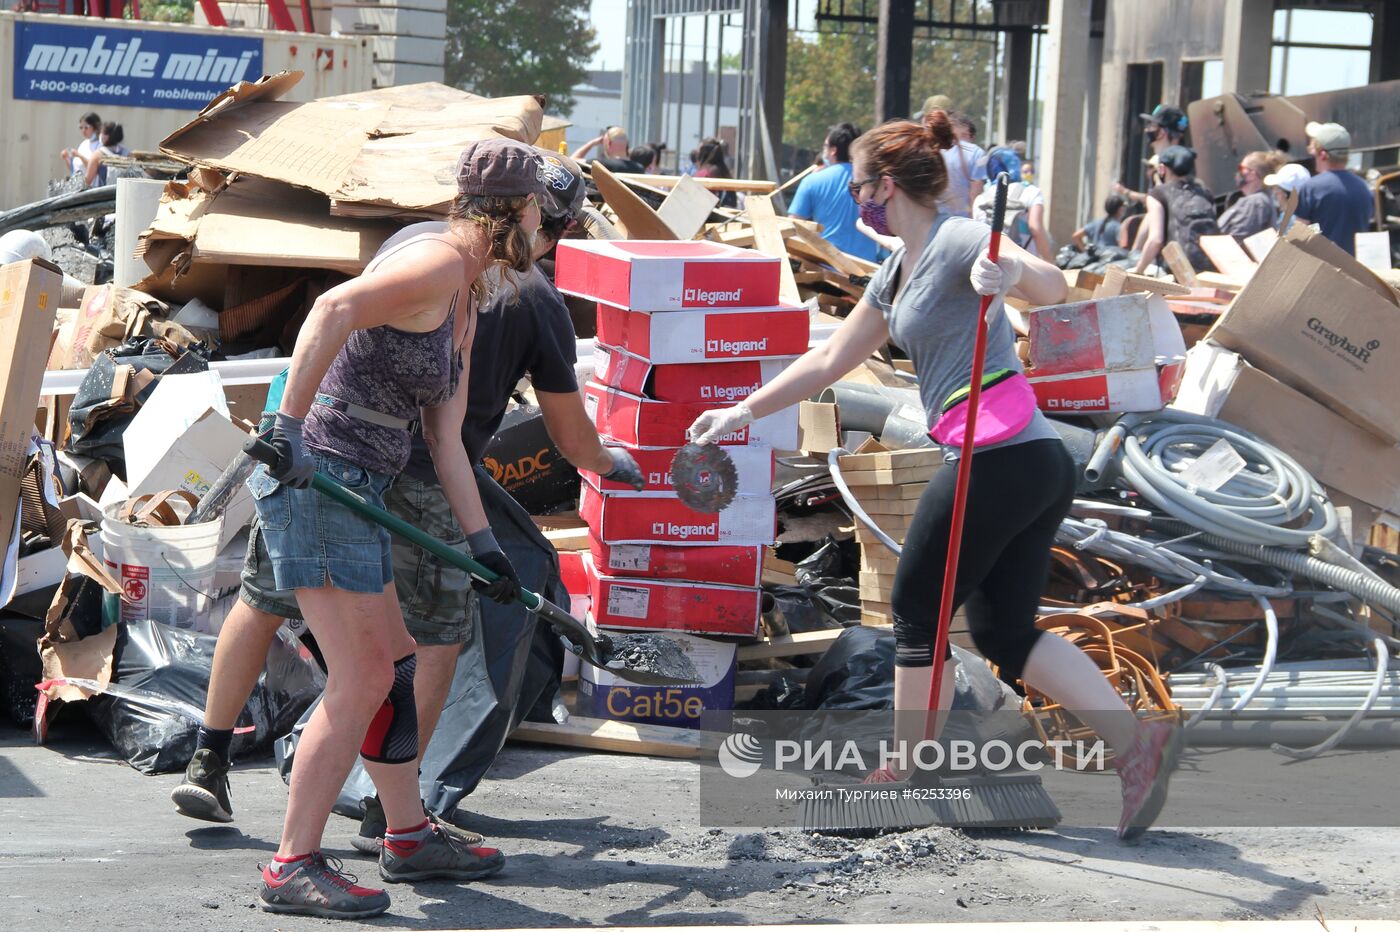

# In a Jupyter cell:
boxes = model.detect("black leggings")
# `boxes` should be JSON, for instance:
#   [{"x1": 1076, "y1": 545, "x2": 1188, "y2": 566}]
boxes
[{"x1": 890, "y1": 438, "x2": 1075, "y2": 683}]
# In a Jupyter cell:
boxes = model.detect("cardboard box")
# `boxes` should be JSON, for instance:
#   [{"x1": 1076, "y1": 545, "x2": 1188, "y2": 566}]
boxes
[
  {"x1": 1027, "y1": 292, "x2": 1186, "y2": 377},
  {"x1": 579, "y1": 629, "x2": 737, "y2": 728},
  {"x1": 580, "y1": 480, "x2": 776, "y2": 546},
  {"x1": 0, "y1": 260, "x2": 62, "y2": 559},
  {"x1": 555, "y1": 240, "x2": 781, "y2": 311},
  {"x1": 583, "y1": 556, "x2": 761, "y2": 636},
  {"x1": 595, "y1": 301, "x2": 810, "y2": 363},
  {"x1": 1029, "y1": 362, "x2": 1185, "y2": 415},
  {"x1": 797, "y1": 401, "x2": 841, "y2": 455},
  {"x1": 1206, "y1": 226, "x2": 1400, "y2": 443},
  {"x1": 591, "y1": 344, "x2": 794, "y2": 404},
  {"x1": 588, "y1": 534, "x2": 764, "y2": 588},
  {"x1": 579, "y1": 443, "x2": 774, "y2": 496},
  {"x1": 583, "y1": 381, "x2": 799, "y2": 449},
  {"x1": 1172, "y1": 342, "x2": 1400, "y2": 514},
  {"x1": 122, "y1": 372, "x2": 252, "y2": 552}
]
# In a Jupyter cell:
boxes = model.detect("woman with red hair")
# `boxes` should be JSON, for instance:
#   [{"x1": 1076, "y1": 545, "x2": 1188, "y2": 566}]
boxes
[{"x1": 689, "y1": 111, "x2": 1181, "y2": 841}]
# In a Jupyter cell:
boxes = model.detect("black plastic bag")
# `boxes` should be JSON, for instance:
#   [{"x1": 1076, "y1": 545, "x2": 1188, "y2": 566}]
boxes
[
  {"x1": 803, "y1": 626, "x2": 1017, "y2": 713},
  {"x1": 66, "y1": 339, "x2": 209, "y2": 480},
  {"x1": 0, "y1": 613, "x2": 45, "y2": 729},
  {"x1": 87, "y1": 619, "x2": 323, "y2": 774}
]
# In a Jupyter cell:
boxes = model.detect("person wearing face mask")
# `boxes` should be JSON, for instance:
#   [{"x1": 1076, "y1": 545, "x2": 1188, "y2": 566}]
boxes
[
  {"x1": 687, "y1": 108, "x2": 1182, "y2": 842},
  {"x1": 1217, "y1": 151, "x2": 1283, "y2": 240},
  {"x1": 1140, "y1": 104, "x2": 1187, "y2": 157},
  {"x1": 1133, "y1": 145, "x2": 1218, "y2": 274},
  {"x1": 789, "y1": 122, "x2": 879, "y2": 261}
]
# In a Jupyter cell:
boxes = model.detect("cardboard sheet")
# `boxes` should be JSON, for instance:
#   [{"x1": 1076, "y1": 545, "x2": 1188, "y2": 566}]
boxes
[{"x1": 161, "y1": 71, "x2": 546, "y2": 218}]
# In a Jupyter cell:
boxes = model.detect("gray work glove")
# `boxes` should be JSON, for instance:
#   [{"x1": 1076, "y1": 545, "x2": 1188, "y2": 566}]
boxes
[
  {"x1": 601, "y1": 446, "x2": 645, "y2": 492},
  {"x1": 269, "y1": 412, "x2": 316, "y2": 489}
]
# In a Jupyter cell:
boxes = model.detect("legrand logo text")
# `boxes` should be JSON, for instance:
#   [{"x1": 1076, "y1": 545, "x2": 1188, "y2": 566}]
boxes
[
  {"x1": 1307, "y1": 317, "x2": 1379, "y2": 365},
  {"x1": 652, "y1": 521, "x2": 716, "y2": 539},
  {"x1": 705, "y1": 337, "x2": 768, "y2": 357},
  {"x1": 684, "y1": 287, "x2": 743, "y2": 305},
  {"x1": 700, "y1": 383, "x2": 759, "y2": 401},
  {"x1": 24, "y1": 35, "x2": 256, "y2": 84},
  {"x1": 1046, "y1": 396, "x2": 1107, "y2": 411}
]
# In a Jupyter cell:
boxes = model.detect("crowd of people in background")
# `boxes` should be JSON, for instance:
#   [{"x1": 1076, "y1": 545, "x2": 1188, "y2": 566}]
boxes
[
  {"x1": 57, "y1": 110, "x2": 129, "y2": 189},
  {"x1": 570, "y1": 98, "x2": 1375, "y2": 274}
]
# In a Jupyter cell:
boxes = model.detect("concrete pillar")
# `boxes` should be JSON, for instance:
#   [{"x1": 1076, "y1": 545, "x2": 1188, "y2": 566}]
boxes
[
  {"x1": 999, "y1": 29, "x2": 1032, "y2": 144},
  {"x1": 1039, "y1": 0, "x2": 1093, "y2": 245},
  {"x1": 1221, "y1": 0, "x2": 1272, "y2": 95},
  {"x1": 876, "y1": 0, "x2": 915, "y2": 122}
]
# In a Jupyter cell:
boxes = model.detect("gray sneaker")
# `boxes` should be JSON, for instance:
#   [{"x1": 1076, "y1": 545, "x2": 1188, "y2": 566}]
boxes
[
  {"x1": 257, "y1": 852, "x2": 390, "y2": 919},
  {"x1": 171, "y1": 749, "x2": 233, "y2": 823},
  {"x1": 352, "y1": 795, "x2": 486, "y2": 855},
  {"x1": 379, "y1": 825, "x2": 505, "y2": 884}
]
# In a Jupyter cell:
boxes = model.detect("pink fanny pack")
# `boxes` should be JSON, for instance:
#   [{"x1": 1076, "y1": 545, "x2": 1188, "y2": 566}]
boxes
[{"x1": 929, "y1": 368, "x2": 1037, "y2": 448}]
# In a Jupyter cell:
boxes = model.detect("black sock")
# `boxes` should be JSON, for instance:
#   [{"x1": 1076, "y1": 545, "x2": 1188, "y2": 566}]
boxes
[{"x1": 196, "y1": 726, "x2": 234, "y2": 762}]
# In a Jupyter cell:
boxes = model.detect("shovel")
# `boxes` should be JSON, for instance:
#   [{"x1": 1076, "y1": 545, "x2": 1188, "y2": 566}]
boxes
[{"x1": 243, "y1": 438, "x2": 700, "y2": 687}]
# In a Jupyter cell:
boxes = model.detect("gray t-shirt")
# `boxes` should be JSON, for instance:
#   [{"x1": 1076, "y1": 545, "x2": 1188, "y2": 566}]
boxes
[{"x1": 862, "y1": 213, "x2": 1058, "y2": 450}]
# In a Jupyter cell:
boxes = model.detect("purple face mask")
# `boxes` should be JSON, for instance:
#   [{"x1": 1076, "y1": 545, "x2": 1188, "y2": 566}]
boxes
[{"x1": 859, "y1": 196, "x2": 892, "y2": 236}]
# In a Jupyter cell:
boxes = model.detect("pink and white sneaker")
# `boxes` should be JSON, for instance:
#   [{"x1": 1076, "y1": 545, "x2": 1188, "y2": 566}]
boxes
[{"x1": 1117, "y1": 718, "x2": 1183, "y2": 842}]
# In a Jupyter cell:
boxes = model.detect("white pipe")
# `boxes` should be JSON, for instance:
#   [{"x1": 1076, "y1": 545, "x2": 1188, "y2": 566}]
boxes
[
  {"x1": 1271, "y1": 639, "x2": 1391, "y2": 760},
  {"x1": 1229, "y1": 596, "x2": 1278, "y2": 712}
]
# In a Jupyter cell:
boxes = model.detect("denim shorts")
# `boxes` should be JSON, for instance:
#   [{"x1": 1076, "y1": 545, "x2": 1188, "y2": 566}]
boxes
[
  {"x1": 246, "y1": 453, "x2": 394, "y2": 594},
  {"x1": 383, "y1": 474, "x2": 476, "y2": 647},
  {"x1": 240, "y1": 471, "x2": 476, "y2": 647}
]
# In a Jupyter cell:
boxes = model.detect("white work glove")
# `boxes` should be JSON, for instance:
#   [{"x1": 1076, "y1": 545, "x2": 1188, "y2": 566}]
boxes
[
  {"x1": 969, "y1": 249, "x2": 1023, "y2": 297},
  {"x1": 687, "y1": 404, "x2": 754, "y2": 445}
]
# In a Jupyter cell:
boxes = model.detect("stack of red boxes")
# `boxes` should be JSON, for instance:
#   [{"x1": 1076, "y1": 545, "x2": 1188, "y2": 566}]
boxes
[{"x1": 552, "y1": 239, "x2": 809, "y2": 725}]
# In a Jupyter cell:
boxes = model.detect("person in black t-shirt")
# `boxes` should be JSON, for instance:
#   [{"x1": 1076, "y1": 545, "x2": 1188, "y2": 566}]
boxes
[{"x1": 1134, "y1": 145, "x2": 1220, "y2": 274}]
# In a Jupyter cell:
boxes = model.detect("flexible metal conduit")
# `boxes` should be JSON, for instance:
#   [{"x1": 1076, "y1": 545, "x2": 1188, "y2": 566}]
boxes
[{"x1": 1090, "y1": 411, "x2": 1338, "y2": 547}]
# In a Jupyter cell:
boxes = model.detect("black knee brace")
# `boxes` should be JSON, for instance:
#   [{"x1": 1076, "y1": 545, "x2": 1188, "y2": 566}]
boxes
[{"x1": 361, "y1": 654, "x2": 418, "y2": 764}]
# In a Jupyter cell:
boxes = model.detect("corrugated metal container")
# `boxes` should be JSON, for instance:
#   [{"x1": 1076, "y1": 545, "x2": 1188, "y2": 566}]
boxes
[
  {"x1": 329, "y1": 5, "x2": 446, "y2": 36},
  {"x1": 0, "y1": 11, "x2": 372, "y2": 209},
  {"x1": 369, "y1": 59, "x2": 444, "y2": 88}
]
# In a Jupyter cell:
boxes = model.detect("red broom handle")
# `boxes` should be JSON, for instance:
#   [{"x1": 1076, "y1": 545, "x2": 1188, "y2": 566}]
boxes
[{"x1": 924, "y1": 173, "x2": 1011, "y2": 738}]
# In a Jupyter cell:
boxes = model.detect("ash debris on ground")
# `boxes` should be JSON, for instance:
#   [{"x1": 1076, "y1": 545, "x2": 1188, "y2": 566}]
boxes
[
  {"x1": 654, "y1": 824, "x2": 992, "y2": 902},
  {"x1": 609, "y1": 633, "x2": 701, "y2": 680}
]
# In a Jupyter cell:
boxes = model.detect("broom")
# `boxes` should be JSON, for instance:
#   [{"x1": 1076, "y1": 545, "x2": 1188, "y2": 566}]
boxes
[{"x1": 801, "y1": 173, "x2": 1061, "y2": 834}]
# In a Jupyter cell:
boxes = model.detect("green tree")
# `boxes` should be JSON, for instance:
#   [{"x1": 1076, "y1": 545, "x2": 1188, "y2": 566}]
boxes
[
  {"x1": 783, "y1": 32, "x2": 877, "y2": 152},
  {"x1": 783, "y1": 29, "x2": 995, "y2": 152},
  {"x1": 446, "y1": 0, "x2": 598, "y2": 117}
]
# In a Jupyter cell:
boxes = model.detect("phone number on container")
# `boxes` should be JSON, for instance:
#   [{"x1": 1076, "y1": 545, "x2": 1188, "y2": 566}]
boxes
[{"x1": 28, "y1": 79, "x2": 131, "y2": 96}]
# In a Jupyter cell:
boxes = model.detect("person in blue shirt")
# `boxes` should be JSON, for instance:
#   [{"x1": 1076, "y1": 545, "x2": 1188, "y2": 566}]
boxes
[
  {"x1": 1295, "y1": 122, "x2": 1373, "y2": 256},
  {"x1": 788, "y1": 122, "x2": 880, "y2": 262}
]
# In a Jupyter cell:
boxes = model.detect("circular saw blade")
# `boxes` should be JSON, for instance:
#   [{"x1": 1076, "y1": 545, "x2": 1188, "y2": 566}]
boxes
[{"x1": 670, "y1": 443, "x2": 739, "y2": 513}]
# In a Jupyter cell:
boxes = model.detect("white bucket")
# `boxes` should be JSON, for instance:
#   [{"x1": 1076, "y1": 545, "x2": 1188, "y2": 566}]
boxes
[{"x1": 100, "y1": 500, "x2": 223, "y2": 633}]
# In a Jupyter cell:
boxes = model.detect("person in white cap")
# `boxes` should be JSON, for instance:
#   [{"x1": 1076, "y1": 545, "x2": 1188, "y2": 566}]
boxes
[
  {"x1": 1294, "y1": 122, "x2": 1372, "y2": 255},
  {"x1": 1263, "y1": 162, "x2": 1310, "y2": 231}
]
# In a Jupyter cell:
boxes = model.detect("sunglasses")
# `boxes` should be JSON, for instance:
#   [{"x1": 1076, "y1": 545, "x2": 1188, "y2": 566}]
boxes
[{"x1": 847, "y1": 175, "x2": 883, "y2": 201}]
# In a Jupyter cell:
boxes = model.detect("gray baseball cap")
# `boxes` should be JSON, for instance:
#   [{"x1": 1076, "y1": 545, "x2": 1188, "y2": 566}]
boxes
[{"x1": 455, "y1": 138, "x2": 546, "y2": 198}]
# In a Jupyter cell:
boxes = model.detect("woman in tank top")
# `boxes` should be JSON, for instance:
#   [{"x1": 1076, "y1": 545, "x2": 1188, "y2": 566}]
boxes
[
  {"x1": 688, "y1": 111, "x2": 1182, "y2": 842},
  {"x1": 248, "y1": 139, "x2": 545, "y2": 919}
]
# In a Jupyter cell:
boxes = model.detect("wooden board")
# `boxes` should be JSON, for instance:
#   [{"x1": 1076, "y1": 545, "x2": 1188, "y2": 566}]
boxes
[
  {"x1": 1197, "y1": 234, "x2": 1258, "y2": 284},
  {"x1": 1160, "y1": 241, "x2": 1199, "y2": 286},
  {"x1": 853, "y1": 482, "x2": 927, "y2": 501},
  {"x1": 736, "y1": 628, "x2": 844, "y2": 661},
  {"x1": 509, "y1": 715, "x2": 720, "y2": 758},
  {"x1": 1095, "y1": 266, "x2": 1193, "y2": 298},
  {"x1": 838, "y1": 448, "x2": 940, "y2": 471},
  {"x1": 657, "y1": 174, "x2": 719, "y2": 240},
  {"x1": 860, "y1": 610, "x2": 894, "y2": 628},
  {"x1": 840, "y1": 465, "x2": 938, "y2": 486},
  {"x1": 543, "y1": 526, "x2": 590, "y2": 552},
  {"x1": 589, "y1": 161, "x2": 676, "y2": 240},
  {"x1": 746, "y1": 193, "x2": 801, "y2": 304},
  {"x1": 787, "y1": 222, "x2": 872, "y2": 278},
  {"x1": 616, "y1": 173, "x2": 776, "y2": 193},
  {"x1": 854, "y1": 497, "x2": 922, "y2": 516}
]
